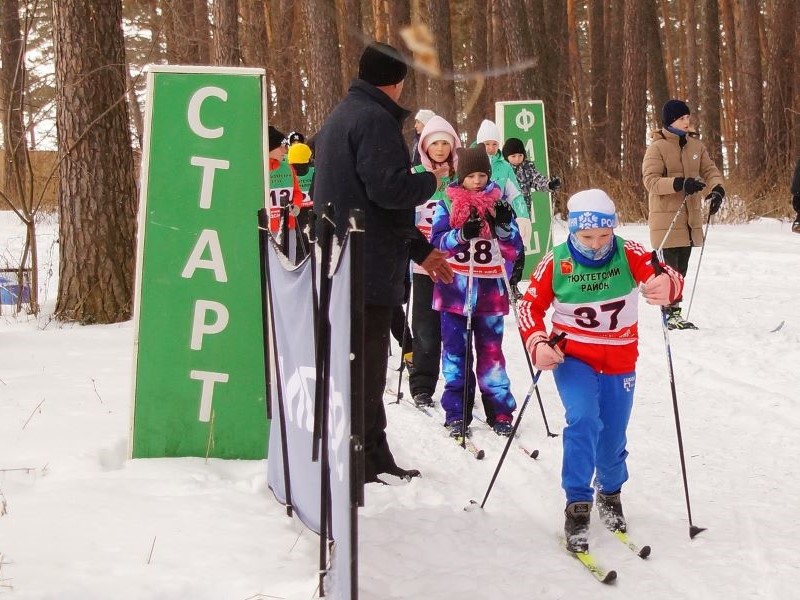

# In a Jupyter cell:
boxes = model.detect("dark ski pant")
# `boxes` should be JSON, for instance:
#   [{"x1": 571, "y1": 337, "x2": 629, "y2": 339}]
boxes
[
  {"x1": 390, "y1": 305, "x2": 413, "y2": 355},
  {"x1": 363, "y1": 305, "x2": 402, "y2": 480},
  {"x1": 409, "y1": 273, "x2": 440, "y2": 397},
  {"x1": 553, "y1": 357, "x2": 635, "y2": 503},
  {"x1": 662, "y1": 246, "x2": 692, "y2": 305}
]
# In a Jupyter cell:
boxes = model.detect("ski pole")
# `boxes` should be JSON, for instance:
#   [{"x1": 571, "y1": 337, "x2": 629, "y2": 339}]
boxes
[
  {"x1": 460, "y1": 236, "x2": 477, "y2": 450},
  {"x1": 491, "y1": 235, "x2": 558, "y2": 438},
  {"x1": 650, "y1": 250, "x2": 706, "y2": 539},
  {"x1": 474, "y1": 332, "x2": 566, "y2": 510},
  {"x1": 392, "y1": 293, "x2": 412, "y2": 404},
  {"x1": 684, "y1": 210, "x2": 712, "y2": 321},
  {"x1": 655, "y1": 192, "x2": 690, "y2": 255}
]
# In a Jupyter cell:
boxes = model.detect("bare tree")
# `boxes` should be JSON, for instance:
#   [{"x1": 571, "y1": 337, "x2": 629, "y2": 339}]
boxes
[
  {"x1": 645, "y1": 0, "x2": 670, "y2": 126},
  {"x1": 53, "y1": 0, "x2": 137, "y2": 323}
]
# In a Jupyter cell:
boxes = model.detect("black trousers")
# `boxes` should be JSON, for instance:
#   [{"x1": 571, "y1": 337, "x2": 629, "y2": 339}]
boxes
[
  {"x1": 662, "y1": 246, "x2": 692, "y2": 304},
  {"x1": 363, "y1": 305, "x2": 399, "y2": 480},
  {"x1": 390, "y1": 305, "x2": 413, "y2": 355},
  {"x1": 409, "y1": 273, "x2": 441, "y2": 397}
]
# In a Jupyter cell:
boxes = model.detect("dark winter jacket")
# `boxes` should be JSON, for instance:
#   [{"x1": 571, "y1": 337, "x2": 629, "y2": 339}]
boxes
[
  {"x1": 312, "y1": 79, "x2": 437, "y2": 306},
  {"x1": 791, "y1": 158, "x2": 800, "y2": 213}
]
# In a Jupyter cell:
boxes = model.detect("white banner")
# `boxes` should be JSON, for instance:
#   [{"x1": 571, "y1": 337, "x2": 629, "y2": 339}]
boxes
[
  {"x1": 265, "y1": 243, "x2": 321, "y2": 533},
  {"x1": 325, "y1": 239, "x2": 354, "y2": 599}
]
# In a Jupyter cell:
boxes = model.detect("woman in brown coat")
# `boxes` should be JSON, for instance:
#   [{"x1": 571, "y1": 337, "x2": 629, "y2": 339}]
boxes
[{"x1": 642, "y1": 99, "x2": 724, "y2": 330}]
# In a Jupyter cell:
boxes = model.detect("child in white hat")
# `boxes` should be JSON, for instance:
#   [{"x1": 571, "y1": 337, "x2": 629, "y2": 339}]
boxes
[{"x1": 517, "y1": 189, "x2": 683, "y2": 554}]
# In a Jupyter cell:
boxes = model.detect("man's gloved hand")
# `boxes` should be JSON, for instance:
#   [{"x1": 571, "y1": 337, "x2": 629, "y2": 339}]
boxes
[
  {"x1": 548, "y1": 177, "x2": 561, "y2": 191},
  {"x1": 682, "y1": 177, "x2": 706, "y2": 195},
  {"x1": 459, "y1": 207, "x2": 482, "y2": 242}
]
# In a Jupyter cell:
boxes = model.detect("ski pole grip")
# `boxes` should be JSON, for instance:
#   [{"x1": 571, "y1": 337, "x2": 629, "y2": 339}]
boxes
[
  {"x1": 650, "y1": 250, "x2": 664, "y2": 276},
  {"x1": 548, "y1": 332, "x2": 566, "y2": 347}
]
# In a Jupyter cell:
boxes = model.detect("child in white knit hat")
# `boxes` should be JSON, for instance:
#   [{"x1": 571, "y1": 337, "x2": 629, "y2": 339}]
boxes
[{"x1": 517, "y1": 189, "x2": 683, "y2": 554}]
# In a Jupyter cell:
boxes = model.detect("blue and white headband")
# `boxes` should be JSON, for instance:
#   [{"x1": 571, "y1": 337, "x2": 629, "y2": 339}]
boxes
[{"x1": 566, "y1": 189, "x2": 618, "y2": 233}]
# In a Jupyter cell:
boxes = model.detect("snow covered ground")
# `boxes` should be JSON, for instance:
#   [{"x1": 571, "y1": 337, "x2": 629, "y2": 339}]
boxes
[{"x1": 1, "y1": 210, "x2": 799, "y2": 599}]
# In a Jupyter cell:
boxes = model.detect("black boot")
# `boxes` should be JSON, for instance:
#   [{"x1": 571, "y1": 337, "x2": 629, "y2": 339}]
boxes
[
  {"x1": 564, "y1": 501, "x2": 592, "y2": 553},
  {"x1": 596, "y1": 491, "x2": 626, "y2": 533}
]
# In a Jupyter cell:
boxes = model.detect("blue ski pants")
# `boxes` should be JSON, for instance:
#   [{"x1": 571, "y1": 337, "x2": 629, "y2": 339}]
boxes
[{"x1": 553, "y1": 356, "x2": 636, "y2": 503}]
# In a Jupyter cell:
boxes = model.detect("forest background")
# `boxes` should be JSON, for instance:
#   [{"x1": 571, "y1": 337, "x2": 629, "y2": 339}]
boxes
[{"x1": 0, "y1": 0, "x2": 797, "y2": 324}]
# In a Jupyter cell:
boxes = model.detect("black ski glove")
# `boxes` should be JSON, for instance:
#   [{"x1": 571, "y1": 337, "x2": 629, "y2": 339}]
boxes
[
  {"x1": 682, "y1": 177, "x2": 705, "y2": 195},
  {"x1": 492, "y1": 201, "x2": 514, "y2": 228},
  {"x1": 548, "y1": 177, "x2": 561, "y2": 191},
  {"x1": 705, "y1": 184, "x2": 725, "y2": 215},
  {"x1": 459, "y1": 207, "x2": 482, "y2": 242}
]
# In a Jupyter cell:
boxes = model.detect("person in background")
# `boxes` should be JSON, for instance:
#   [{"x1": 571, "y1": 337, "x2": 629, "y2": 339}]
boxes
[
  {"x1": 642, "y1": 99, "x2": 724, "y2": 330},
  {"x1": 518, "y1": 189, "x2": 683, "y2": 554},
  {"x1": 430, "y1": 144, "x2": 522, "y2": 438},
  {"x1": 409, "y1": 115, "x2": 461, "y2": 409},
  {"x1": 791, "y1": 158, "x2": 800, "y2": 234},
  {"x1": 311, "y1": 41, "x2": 453, "y2": 483},
  {"x1": 287, "y1": 139, "x2": 314, "y2": 259},
  {"x1": 411, "y1": 109, "x2": 436, "y2": 166},
  {"x1": 501, "y1": 136, "x2": 561, "y2": 299},
  {"x1": 267, "y1": 125, "x2": 303, "y2": 240}
]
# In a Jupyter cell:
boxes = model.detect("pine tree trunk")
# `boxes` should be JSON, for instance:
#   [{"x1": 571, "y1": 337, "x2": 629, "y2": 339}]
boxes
[
  {"x1": 194, "y1": 0, "x2": 211, "y2": 63},
  {"x1": 0, "y1": 0, "x2": 28, "y2": 210},
  {"x1": 463, "y1": 0, "x2": 489, "y2": 138},
  {"x1": 763, "y1": 0, "x2": 795, "y2": 171},
  {"x1": 542, "y1": 0, "x2": 570, "y2": 185},
  {"x1": 735, "y1": 0, "x2": 765, "y2": 180},
  {"x1": 336, "y1": 0, "x2": 362, "y2": 95},
  {"x1": 425, "y1": 0, "x2": 457, "y2": 126},
  {"x1": 53, "y1": 0, "x2": 137, "y2": 324},
  {"x1": 719, "y1": 0, "x2": 738, "y2": 170},
  {"x1": 684, "y1": 0, "x2": 698, "y2": 110},
  {"x1": 213, "y1": 0, "x2": 241, "y2": 65},
  {"x1": 164, "y1": 0, "x2": 200, "y2": 63},
  {"x1": 589, "y1": 0, "x2": 607, "y2": 167},
  {"x1": 604, "y1": 0, "x2": 623, "y2": 175},
  {"x1": 240, "y1": 0, "x2": 269, "y2": 69},
  {"x1": 645, "y1": 0, "x2": 670, "y2": 126},
  {"x1": 498, "y1": 0, "x2": 538, "y2": 102},
  {"x1": 621, "y1": 0, "x2": 646, "y2": 197},
  {"x1": 302, "y1": 0, "x2": 341, "y2": 134},
  {"x1": 700, "y1": 0, "x2": 722, "y2": 164}
]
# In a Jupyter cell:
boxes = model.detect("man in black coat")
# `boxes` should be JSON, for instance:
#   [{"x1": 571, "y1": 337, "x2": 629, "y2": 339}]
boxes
[{"x1": 312, "y1": 42, "x2": 453, "y2": 482}]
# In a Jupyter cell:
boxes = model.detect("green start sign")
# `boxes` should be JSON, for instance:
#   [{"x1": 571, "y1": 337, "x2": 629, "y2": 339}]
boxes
[
  {"x1": 132, "y1": 66, "x2": 269, "y2": 459},
  {"x1": 496, "y1": 100, "x2": 553, "y2": 277}
]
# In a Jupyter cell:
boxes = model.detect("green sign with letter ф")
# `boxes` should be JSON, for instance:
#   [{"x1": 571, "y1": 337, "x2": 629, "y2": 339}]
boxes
[
  {"x1": 496, "y1": 100, "x2": 553, "y2": 278},
  {"x1": 132, "y1": 66, "x2": 269, "y2": 459}
]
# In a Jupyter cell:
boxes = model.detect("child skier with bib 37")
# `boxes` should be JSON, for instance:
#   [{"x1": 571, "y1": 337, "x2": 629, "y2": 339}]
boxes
[
  {"x1": 517, "y1": 189, "x2": 683, "y2": 553},
  {"x1": 430, "y1": 144, "x2": 523, "y2": 438}
]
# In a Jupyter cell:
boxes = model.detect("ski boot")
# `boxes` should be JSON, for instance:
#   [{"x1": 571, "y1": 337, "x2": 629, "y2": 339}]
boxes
[
  {"x1": 446, "y1": 419, "x2": 471, "y2": 439},
  {"x1": 413, "y1": 392, "x2": 434, "y2": 408},
  {"x1": 666, "y1": 306, "x2": 697, "y2": 330},
  {"x1": 564, "y1": 501, "x2": 592, "y2": 553},
  {"x1": 596, "y1": 491, "x2": 626, "y2": 533},
  {"x1": 492, "y1": 414, "x2": 514, "y2": 437}
]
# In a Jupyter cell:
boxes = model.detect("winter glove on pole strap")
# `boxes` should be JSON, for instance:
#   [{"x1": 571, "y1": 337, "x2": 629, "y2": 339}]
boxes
[
  {"x1": 706, "y1": 184, "x2": 725, "y2": 215},
  {"x1": 548, "y1": 177, "x2": 561, "y2": 191},
  {"x1": 459, "y1": 207, "x2": 482, "y2": 242}
]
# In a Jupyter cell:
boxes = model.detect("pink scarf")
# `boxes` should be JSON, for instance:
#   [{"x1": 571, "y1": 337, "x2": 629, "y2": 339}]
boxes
[{"x1": 446, "y1": 184, "x2": 502, "y2": 239}]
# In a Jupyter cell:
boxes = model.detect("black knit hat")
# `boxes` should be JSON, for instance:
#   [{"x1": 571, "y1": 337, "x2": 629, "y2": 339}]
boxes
[
  {"x1": 456, "y1": 144, "x2": 492, "y2": 184},
  {"x1": 502, "y1": 137, "x2": 526, "y2": 160},
  {"x1": 268, "y1": 125, "x2": 286, "y2": 151},
  {"x1": 358, "y1": 42, "x2": 408, "y2": 86},
  {"x1": 662, "y1": 99, "x2": 690, "y2": 126}
]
